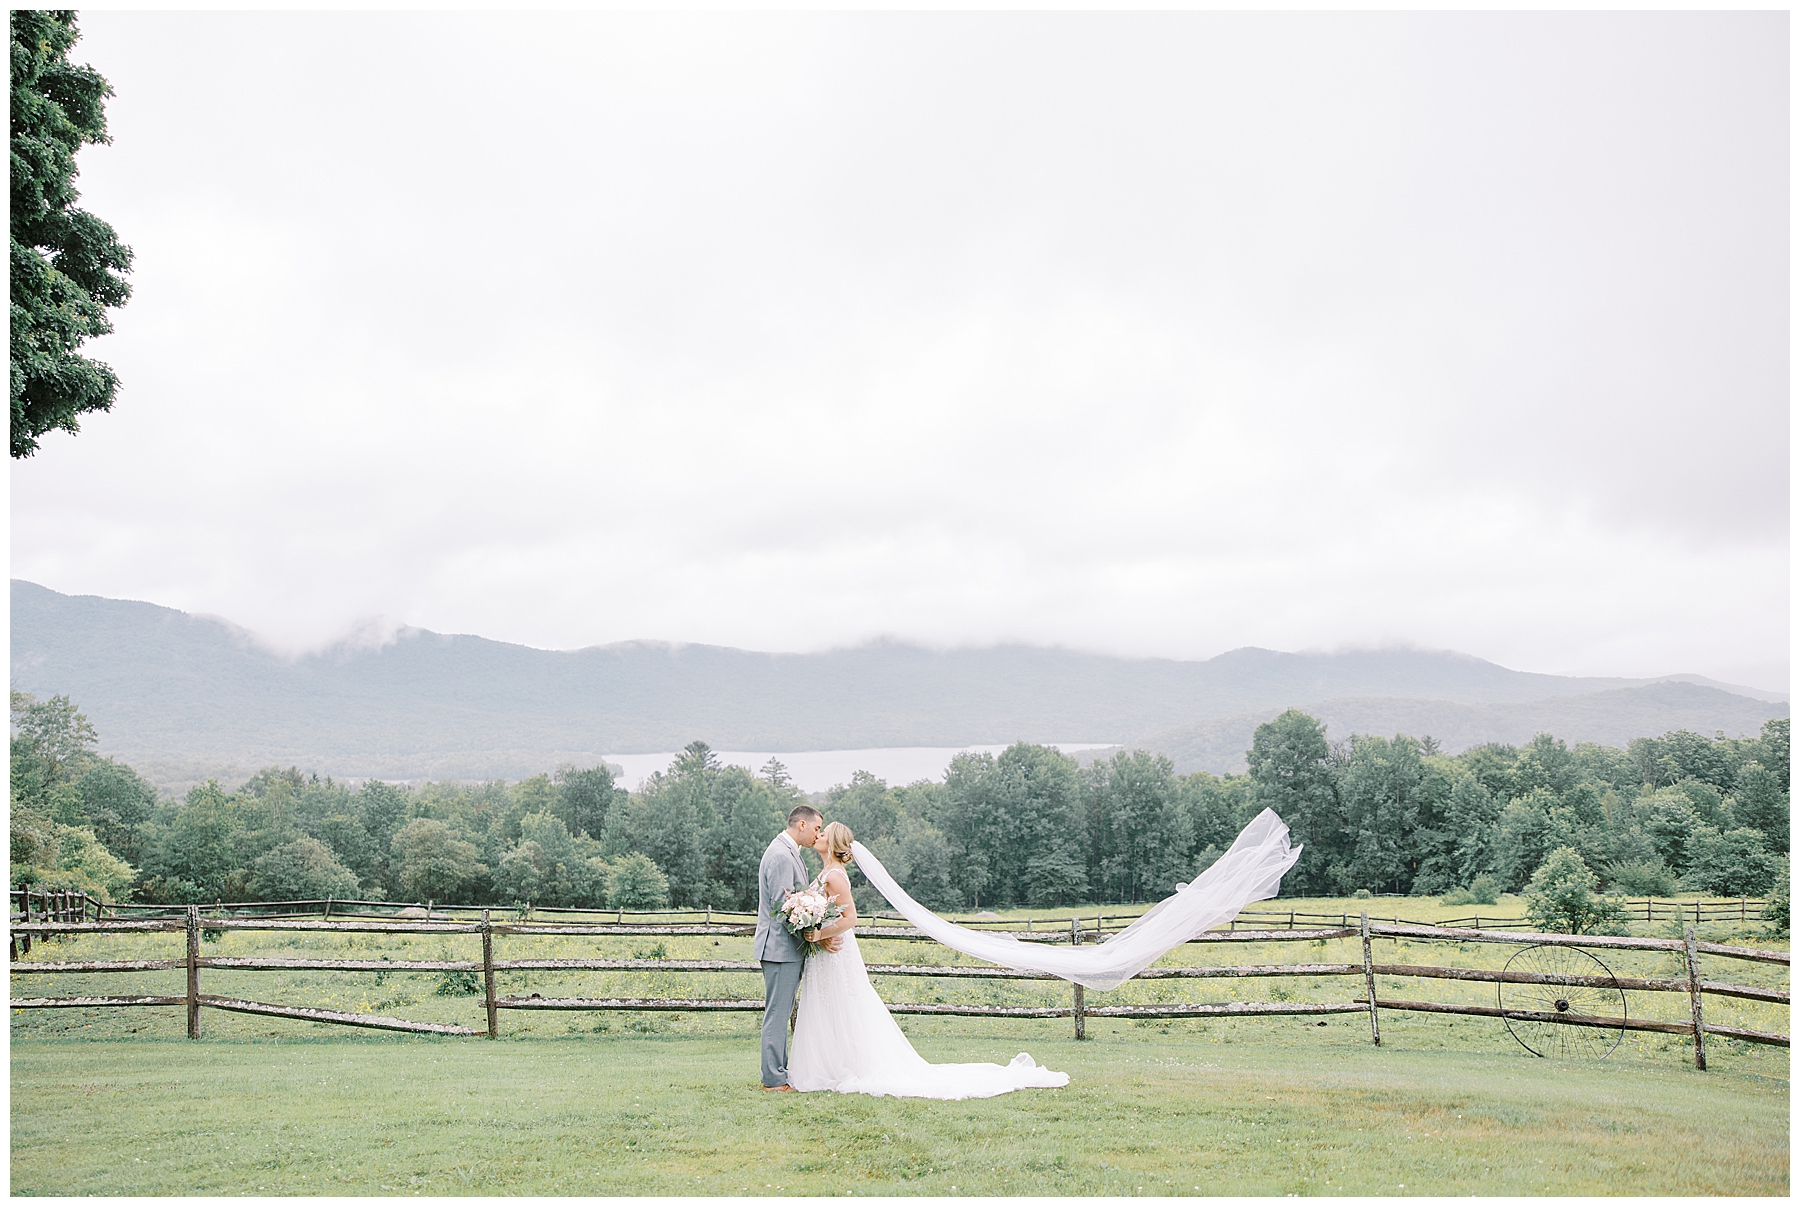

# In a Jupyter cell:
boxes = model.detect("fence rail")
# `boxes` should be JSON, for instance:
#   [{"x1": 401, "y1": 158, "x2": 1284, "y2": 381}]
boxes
[
  {"x1": 66, "y1": 893, "x2": 1772, "y2": 936},
  {"x1": 9, "y1": 906, "x2": 1787, "y2": 1067}
]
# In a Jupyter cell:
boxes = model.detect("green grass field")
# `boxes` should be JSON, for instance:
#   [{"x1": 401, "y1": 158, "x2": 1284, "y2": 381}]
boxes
[
  {"x1": 11, "y1": 893, "x2": 1789, "y2": 1195},
  {"x1": 10, "y1": 1021, "x2": 1788, "y2": 1196}
]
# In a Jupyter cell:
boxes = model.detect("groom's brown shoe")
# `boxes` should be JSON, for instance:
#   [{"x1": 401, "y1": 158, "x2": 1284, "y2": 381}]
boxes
[{"x1": 760, "y1": 1083, "x2": 795, "y2": 1092}]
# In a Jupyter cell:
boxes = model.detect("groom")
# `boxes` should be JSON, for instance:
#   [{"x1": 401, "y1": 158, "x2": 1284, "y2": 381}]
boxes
[{"x1": 755, "y1": 804, "x2": 825, "y2": 1091}]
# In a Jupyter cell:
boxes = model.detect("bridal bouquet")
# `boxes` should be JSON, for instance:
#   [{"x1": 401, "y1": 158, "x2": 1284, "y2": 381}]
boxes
[{"x1": 778, "y1": 883, "x2": 843, "y2": 955}]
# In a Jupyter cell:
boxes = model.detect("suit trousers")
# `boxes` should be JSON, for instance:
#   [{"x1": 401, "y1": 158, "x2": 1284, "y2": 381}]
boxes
[{"x1": 760, "y1": 958, "x2": 804, "y2": 1087}]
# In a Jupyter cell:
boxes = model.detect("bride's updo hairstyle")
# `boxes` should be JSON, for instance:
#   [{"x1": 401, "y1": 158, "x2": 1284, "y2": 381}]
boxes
[{"x1": 821, "y1": 822, "x2": 855, "y2": 864}]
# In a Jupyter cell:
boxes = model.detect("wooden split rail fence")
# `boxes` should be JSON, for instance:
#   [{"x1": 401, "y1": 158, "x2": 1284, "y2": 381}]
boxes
[
  {"x1": 9, "y1": 907, "x2": 1787, "y2": 1067},
  {"x1": 8, "y1": 888, "x2": 100, "y2": 953},
  {"x1": 80, "y1": 896, "x2": 1771, "y2": 934}
]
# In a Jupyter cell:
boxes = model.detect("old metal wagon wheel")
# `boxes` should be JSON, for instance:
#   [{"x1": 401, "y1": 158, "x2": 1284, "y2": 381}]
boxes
[{"x1": 1498, "y1": 944, "x2": 1626, "y2": 1060}]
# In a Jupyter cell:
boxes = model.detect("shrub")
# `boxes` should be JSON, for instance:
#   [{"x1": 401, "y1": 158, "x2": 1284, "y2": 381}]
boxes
[
  {"x1": 434, "y1": 968, "x2": 483, "y2": 996},
  {"x1": 1606, "y1": 858, "x2": 1678, "y2": 897},
  {"x1": 606, "y1": 853, "x2": 671, "y2": 910},
  {"x1": 10, "y1": 807, "x2": 136, "y2": 900},
  {"x1": 247, "y1": 837, "x2": 360, "y2": 902},
  {"x1": 1442, "y1": 875, "x2": 1500, "y2": 906},
  {"x1": 1762, "y1": 856, "x2": 1789, "y2": 936},
  {"x1": 1351, "y1": 888, "x2": 1372, "y2": 900},
  {"x1": 1682, "y1": 826, "x2": 1779, "y2": 897},
  {"x1": 1524, "y1": 847, "x2": 1628, "y2": 935},
  {"x1": 391, "y1": 819, "x2": 485, "y2": 903}
]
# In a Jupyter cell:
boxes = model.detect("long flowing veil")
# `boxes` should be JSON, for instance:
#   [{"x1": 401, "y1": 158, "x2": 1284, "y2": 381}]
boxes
[{"x1": 849, "y1": 807, "x2": 1302, "y2": 991}]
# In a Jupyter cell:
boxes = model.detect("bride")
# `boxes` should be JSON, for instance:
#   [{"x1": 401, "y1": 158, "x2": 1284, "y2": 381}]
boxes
[{"x1": 785, "y1": 822, "x2": 1069, "y2": 1099}]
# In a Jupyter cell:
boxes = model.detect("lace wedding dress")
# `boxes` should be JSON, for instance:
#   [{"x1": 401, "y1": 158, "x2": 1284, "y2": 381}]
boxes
[{"x1": 787, "y1": 928, "x2": 1068, "y2": 1099}]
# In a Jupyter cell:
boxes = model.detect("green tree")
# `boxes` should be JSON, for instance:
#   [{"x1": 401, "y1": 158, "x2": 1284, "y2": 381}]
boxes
[
  {"x1": 1629, "y1": 730, "x2": 1732, "y2": 791},
  {"x1": 1336, "y1": 734, "x2": 1435, "y2": 895},
  {"x1": 1682, "y1": 826, "x2": 1779, "y2": 897},
  {"x1": 1246, "y1": 710, "x2": 1340, "y2": 896},
  {"x1": 10, "y1": 690, "x2": 97, "y2": 783},
  {"x1": 356, "y1": 780, "x2": 411, "y2": 895},
  {"x1": 10, "y1": 10, "x2": 133, "y2": 458},
  {"x1": 604, "y1": 742, "x2": 716, "y2": 906},
  {"x1": 553, "y1": 763, "x2": 618, "y2": 839},
  {"x1": 1634, "y1": 786, "x2": 1706, "y2": 875},
  {"x1": 1523, "y1": 847, "x2": 1626, "y2": 935},
  {"x1": 1730, "y1": 761, "x2": 1788, "y2": 854},
  {"x1": 71, "y1": 756, "x2": 156, "y2": 863},
  {"x1": 1491, "y1": 791, "x2": 1554, "y2": 890},
  {"x1": 491, "y1": 812, "x2": 607, "y2": 907},
  {"x1": 938, "y1": 744, "x2": 1088, "y2": 908},
  {"x1": 246, "y1": 837, "x2": 360, "y2": 901},
  {"x1": 389, "y1": 818, "x2": 485, "y2": 903},
  {"x1": 1082, "y1": 749, "x2": 1190, "y2": 904},
  {"x1": 704, "y1": 767, "x2": 786, "y2": 910},
  {"x1": 1440, "y1": 772, "x2": 1500, "y2": 886},
  {"x1": 138, "y1": 781, "x2": 246, "y2": 902},
  {"x1": 8, "y1": 811, "x2": 133, "y2": 898},
  {"x1": 1512, "y1": 733, "x2": 1578, "y2": 797},
  {"x1": 829, "y1": 770, "x2": 903, "y2": 848},
  {"x1": 605, "y1": 852, "x2": 671, "y2": 909},
  {"x1": 314, "y1": 813, "x2": 377, "y2": 890},
  {"x1": 1755, "y1": 719, "x2": 1790, "y2": 793},
  {"x1": 1177, "y1": 770, "x2": 1254, "y2": 859}
]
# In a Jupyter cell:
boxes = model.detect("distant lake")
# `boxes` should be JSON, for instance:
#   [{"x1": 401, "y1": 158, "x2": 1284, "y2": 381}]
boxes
[{"x1": 604, "y1": 744, "x2": 1119, "y2": 795}]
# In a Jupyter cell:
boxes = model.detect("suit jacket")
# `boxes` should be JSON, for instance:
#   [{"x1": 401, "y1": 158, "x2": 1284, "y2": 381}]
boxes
[{"x1": 754, "y1": 831, "x2": 810, "y2": 963}]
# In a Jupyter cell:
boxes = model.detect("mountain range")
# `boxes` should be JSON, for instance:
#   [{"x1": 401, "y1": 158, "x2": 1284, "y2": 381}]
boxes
[{"x1": 10, "y1": 579, "x2": 1787, "y2": 788}]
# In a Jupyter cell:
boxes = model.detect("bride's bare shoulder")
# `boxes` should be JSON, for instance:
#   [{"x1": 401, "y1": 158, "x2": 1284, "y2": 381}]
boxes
[{"x1": 823, "y1": 865, "x2": 853, "y2": 893}]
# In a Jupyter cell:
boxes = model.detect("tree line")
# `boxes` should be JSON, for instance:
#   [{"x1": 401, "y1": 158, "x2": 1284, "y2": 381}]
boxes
[{"x1": 10, "y1": 691, "x2": 1789, "y2": 920}]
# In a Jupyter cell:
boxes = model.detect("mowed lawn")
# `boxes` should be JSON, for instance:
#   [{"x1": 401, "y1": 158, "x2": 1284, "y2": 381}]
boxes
[{"x1": 10, "y1": 1012, "x2": 1789, "y2": 1197}]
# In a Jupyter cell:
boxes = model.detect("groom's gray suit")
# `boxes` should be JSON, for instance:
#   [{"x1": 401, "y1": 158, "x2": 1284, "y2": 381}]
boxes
[{"x1": 754, "y1": 830, "x2": 809, "y2": 1087}]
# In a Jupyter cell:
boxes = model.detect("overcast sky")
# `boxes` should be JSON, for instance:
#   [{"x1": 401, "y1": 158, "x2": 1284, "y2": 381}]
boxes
[{"x1": 10, "y1": 12, "x2": 1789, "y2": 690}]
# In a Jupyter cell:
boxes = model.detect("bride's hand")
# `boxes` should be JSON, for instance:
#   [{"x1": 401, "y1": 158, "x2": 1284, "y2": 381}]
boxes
[{"x1": 803, "y1": 929, "x2": 819, "y2": 943}]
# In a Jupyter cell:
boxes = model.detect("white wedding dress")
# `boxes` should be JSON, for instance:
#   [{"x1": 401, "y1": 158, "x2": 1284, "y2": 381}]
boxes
[
  {"x1": 785, "y1": 809, "x2": 1300, "y2": 1097},
  {"x1": 787, "y1": 930, "x2": 1068, "y2": 1099}
]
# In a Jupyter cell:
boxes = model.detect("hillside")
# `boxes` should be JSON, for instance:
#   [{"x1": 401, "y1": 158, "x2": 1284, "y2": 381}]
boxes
[
  {"x1": 1139, "y1": 681, "x2": 1791, "y2": 775},
  {"x1": 9, "y1": 580, "x2": 1787, "y2": 784}
]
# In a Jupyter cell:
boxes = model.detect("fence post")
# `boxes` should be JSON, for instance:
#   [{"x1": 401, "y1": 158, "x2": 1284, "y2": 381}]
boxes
[
  {"x1": 20, "y1": 886, "x2": 30, "y2": 955},
  {"x1": 481, "y1": 908, "x2": 498, "y2": 1040},
  {"x1": 186, "y1": 906, "x2": 202, "y2": 1040},
  {"x1": 1360, "y1": 910, "x2": 1381, "y2": 1047},
  {"x1": 323, "y1": 896, "x2": 332, "y2": 921},
  {"x1": 1071, "y1": 917, "x2": 1085, "y2": 1039},
  {"x1": 1683, "y1": 924, "x2": 1706, "y2": 1071}
]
